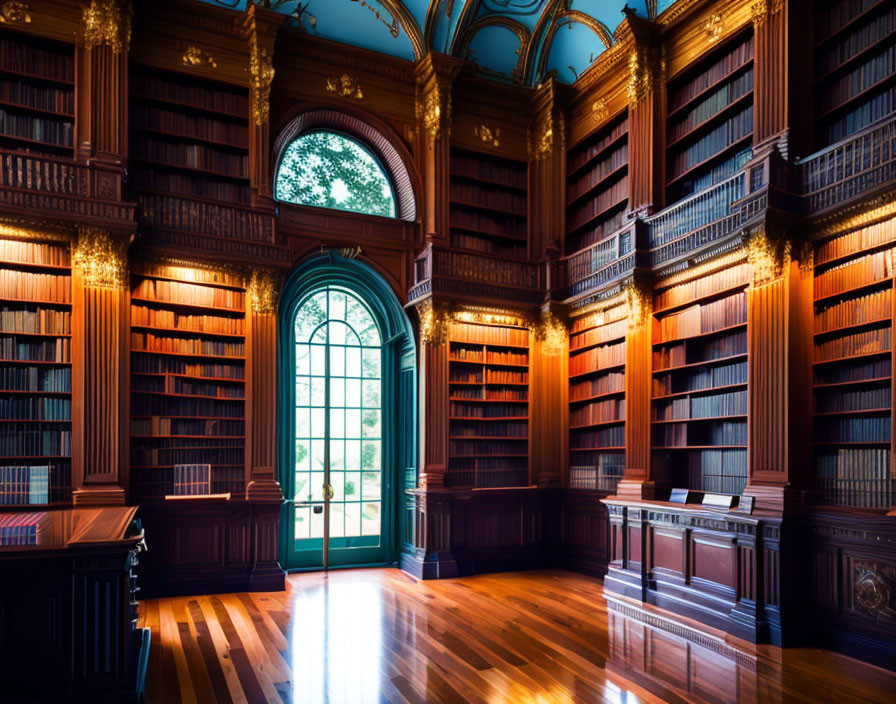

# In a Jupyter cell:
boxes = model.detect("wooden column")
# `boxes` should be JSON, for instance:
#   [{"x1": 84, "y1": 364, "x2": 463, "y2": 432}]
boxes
[
  {"x1": 414, "y1": 53, "x2": 463, "y2": 247},
  {"x1": 71, "y1": 227, "x2": 128, "y2": 506},
  {"x1": 242, "y1": 4, "x2": 284, "y2": 210},
  {"x1": 416, "y1": 301, "x2": 450, "y2": 489},
  {"x1": 530, "y1": 305, "x2": 568, "y2": 488},
  {"x1": 617, "y1": 278, "x2": 656, "y2": 499},
  {"x1": 744, "y1": 226, "x2": 813, "y2": 512},
  {"x1": 529, "y1": 80, "x2": 567, "y2": 260},
  {"x1": 751, "y1": 0, "x2": 789, "y2": 153}
]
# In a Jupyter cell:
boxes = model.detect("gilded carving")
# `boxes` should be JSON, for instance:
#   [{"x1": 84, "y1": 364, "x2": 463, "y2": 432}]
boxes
[
  {"x1": 418, "y1": 85, "x2": 450, "y2": 144},
  {"x1": 627, "y1": 47, "x2": 655, "y2": 105},
  {"x1": 704, "y1": 13, "x2": 723, "y2": 42},
  {"x1": 418, "y1": 300, "x2": 451, "y2": 346},
  {"x1": 591, "y1": 97, "x2": 608, "y2": 124},
  {"x1": 746, "y1": 227, "x2": 790, "y2": 286},
  {"x1": 751, "y1": 0, "x2": 783, "y2": 28},
  {"x1": 531, "y1": 112, "x2": 564, "y2": 161},
  {"x1": 182, "y1": 45, "x2": 217, "y2": 69},
  {"x1": 625, "y1": 277, "x2": 652, "y2": 330},
  {"x1": 82, "y1": 0, "x2": 132, "y2": 54},
  {"x1": 248, "y1": 268, "x2": 279, "y2": 315},
  {"x1": 0, "y1": 1, "x2": 30, "y2": 23},
  {"x1": 249, "y1": 36, "x2": 275, "y2": 126},
  {"x1": 533, "y1": 309, "x2": 566, "y2": 357},
  {"x1": 473, "y1": 124, "x2": 500, "y2": 148},
  {"x1": 72, "y1": 227, "x2": 127, "y2": 289},
  {"x1": 326, "y1": 73, "x2": 364, "y2": 100}
]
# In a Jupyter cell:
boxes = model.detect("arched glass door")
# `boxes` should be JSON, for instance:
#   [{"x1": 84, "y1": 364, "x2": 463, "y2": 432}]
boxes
[{"x1": 290, "y1": 286, "x2": 387, "y2": 569}]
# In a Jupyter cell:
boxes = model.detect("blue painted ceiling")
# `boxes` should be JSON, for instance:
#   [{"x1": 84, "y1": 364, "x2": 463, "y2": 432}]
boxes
[{"x1": 198, "y1": 1, "x2": 680, "y2": 86}]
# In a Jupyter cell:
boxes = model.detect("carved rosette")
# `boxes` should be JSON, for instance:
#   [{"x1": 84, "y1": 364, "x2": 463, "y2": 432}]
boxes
[
  {"x1": 746, "y1": 226, "x2": 791, "y2": 286},
  {"x1": 248, "y1": 268, "x2": 279, "y2": 315},
  {"x1": 72, "y1": 227, "x2": 127, "y2": 289},
  {"x1": 249, "y1": 36, "x2": 275, "y2": 126},
  {"x1": 81, "y1": 0, "x2": 132, "y2": 54}
]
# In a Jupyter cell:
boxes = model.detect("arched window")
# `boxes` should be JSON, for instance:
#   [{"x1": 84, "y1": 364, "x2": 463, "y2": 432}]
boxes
[{"x1": 275, "y1": 131, "x2": 397, "y2": 218}]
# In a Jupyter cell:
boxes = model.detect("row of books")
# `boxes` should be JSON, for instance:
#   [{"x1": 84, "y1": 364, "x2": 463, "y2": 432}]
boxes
[
  {"x1": 132, "y1": 376, "x2": 245, "y2": 398},
  {"x1": 450, "y1": 371, "x2": 484, "y2": 383},
  {"x1": 815, "y1": 249, "x2": 894, "y2": 298},
  {"x1": 0, "y1": 79, "x2": 73, "y2": 115},
  {"x1": 445, "y1": 468, "x2": 529, "y2": 489},
  {"x1": 567, "y1": 229, "x2": 626, "y2": 282},
  {"x1": 129, "y1": 167, "x2": 251, "y2": 204},
  {"x1": 0, "y1": 396, "x2": 70, "y2": 420},
  {"x1": 0, "y1": 270, "x2": 70, "y2": 302},
  {"x1": 816, "y1": 477, "x2": 895, "y2": 509},
  {"x1": 570, "y1": 398, "x2": 625, "y2": 426},
  {"x1": 449, "y1": 402, "x2": 527, "y2": 418},
  {"x1": 130, "y1": 332, "x2": 244, "y2": 358},
  {"x1": 450, "y1": 421, "x2": 527, "y2": 438},
  {"x1": 132, "y1": 136, "x2": 248, "y2": 178},
  {"x1": 449, "y1": 440, "x2": 527, "y2": 457},
  {"x1": 0, "y1": 336, "x2": 69, "y2": 362},
  {"x1": 669, "y1": 68, "x2": 754, "y2": 143},
  {"x1": 654, "y1": 292, "x2": 746, "y2": 342},
  {"x1": 0, "y1": 464, "x2": 50, "y2": 504},
  {"x1": 567, "y1": 210, "x2": 627, "y2": 255},
  {"x1": 0, "y1": 109, "x2": 73, "y2": 147},
  {"x1": 0, "y1": 429, "x2": 70, "y2": 456},
  {"x1": 569, "y1": 341, "x2": 626, "y2": 376},
  {"x1": 567, "y1": 176, "x2": 628, "y2": 231},
  {"x1": 653, "y1": 360, "x2": 746, "y2": 397},
  {"x1": 0, "y1": 366, "x2": 69, "y2": 391},
  {"x1": 571, "y1": 307, "x2": 627, "y2": 334},
  {"x1": 668, "y1": 105, "x2": 753, "y2": 180},
  {"x1": 653, "y1": 420, "x2": 747, "y2": 448},
  {"x1": 450, "y1": 233, "x2": 525, "y2": 258},
  {"x1": 569, "y1": 371, "x2": 625, "y2": 402},
  {"x1": 0, "y1": 511, "x2": 43, "y2": 545},
  {"x1": 131, "y1": 105, "x2": 249, "y2": 148},
  {"x1": 652, "y1": 168, "x2": 746, "y2": 246},
  {"x1": 131, "y1": 448, "x2": 243, "y2": 467},
  {"x1": 815, "y1": 4, "x2": 896, "y2": 76},
  {"x1": 449, "y1": 182, "x2": 525, "y2": 213},
  {"x1": 655, "y1": 265, "x2": 750, "y2": 311},
  {"x1": 486, "y1": 351, "x2": 528, "y2": 365},
  {"x1": 567, "y1": 143, "x2": 628, "y2": 202},
  {"x1": 815, "y1": 217, "x2": 896, "y2": 265},
  {"x1": 130, "y1": 417, "x2": 244, "y2": 437},
  {"x1": 132, "y1": 72, "x2": 249, "y2": 117},
  {"x1": 131, "y1": 306, "x2": 245, "y2": 335},
  {"x1": 132, "y1": 397, "x2": 244, "y2": 418},
  {"x1": 570, "y1": 425, "x2": 625, "y2": 448},
  {"x1": 672, "y1": 147, "x2": 752, "y2": 209},
  {"x1": 814, "y1": 357, "x2": 890, "y2": 385},
  {"x1": 0, "y1": 37, "x2": 73, "y2": 83},
  {"x1": 815, "y1": 449, "x2": 892, "y2": 508},
  {"x1": 701, "y1": 474, "x2": 748, "y2": 495},
  {"x1": 0, "y1": 239, "x2": 68, "y2": 267},
  {"x1": 0, "y1": 306, "x2": 70, "y2": 334},
  {"x1": 815, "y1": 416, "x2": 890, "y2": 442},
  {"x1": 569, "y1": 319, "x2": 627, "y2": 351},
  {"x1": 813, "y1": 0, "x2": 885, "y2": 42},
  {"x1": 654, "y1": 389, "x2": 747, "y2": 421},
  {"x1": 451, "y1": 324, "x2": 528, "y2": 347},
  {"x1": 816, "y1": 44, "x2": 896, "y2": 115},
  {"x1": 669, "y1": 34, "x2": 754, "y2": 113},
  {"x1": 132, "y1": 279, "x2": 245, "y2": 310},
  {"x1": 131, "y1": 436, "x2": 244, "y2": 451},
  {"x1": 815, "y1": 386, "x2": 890, "y2": 413},
  {"x1": 822, "y1": 84, "x2": 896, "y2": 143},
  {"x1": 815, "y1": 327, "x2": 890, "y2": 361},
  {"x1": 568, "y1": 115, "x2": 629, "y2": 173},
  {"x1": 484, "y1": 370, "x2": 528, "y2": 384},
  {"x1": 652, "y1": 447, "x2": 747, "y2": 483},
  {"x1": 450, "y1": 210, "x2": 526, "y2": 239},
  {"x1": 132, "y1": 466, "x2": 244, "y2": 498},
  {"x1": 450, "y1": 151, "x2": 527, "y2": 190},
  {"x1": 653, "y1": 330, "x2": 747, "y2": 371},
  {"x1": 131, "y1": 356, "x2": 244, "y2": 379},
  {"x1": 448, "y1": 456, "x2": 528, "y2": 470},
  {"x1": 449, "y1": 346, "x2": 483, "y2": 362},
  {"x1": 169, "y1": 464, "x2": 212, "y2": 496},
  {"x1": 815, "y1": 288, "x2": 891, "y2": 332},
  {"x1": 449, "y1": 388, "x2": 528, "y2": 401},
  {"x1": 569, "y1": 463, "x2": 625, "y2": 492}
]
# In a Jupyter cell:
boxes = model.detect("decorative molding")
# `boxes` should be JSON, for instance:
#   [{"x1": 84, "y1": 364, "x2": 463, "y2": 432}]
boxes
[
  {"x1": 248, "y1": 33, "x2": 275, "y2": 126},
  {"x1": 751, "y1": 0, "x2": 783, "y2": 28},
  {"x1": 417, "y1": 299, "x2": 451, "y2": 346},
  {"x1": 182, "y1": 45, "x2": 217, "y2": 68},
  {"x1": 473, "y1": 124, "x2": 500, "y2": 148},
  {"x1": 0, "y1": 222, "x2": 70, "y2": 245},
  {"x1": 745, "y1": 226, "x2": 790, "y2": 286},
  {"x1": 326, "y1": 73, "x2": 364, "y2": 100},
  {"x1": 530, "y1": 111, "x2": 564, "y2": 161},
  {"x1": 0, "y1": 1, "x2": 30, "y2": 23},
  {"x1": 625, "y1": 277, "x2": 651, "y2": 330},
  {"x1": 417, "y1": 84, "x2": 450, "y2": 144},
  {"x1": 853, "y1": 560, "x2": 895, "y2": 621},
  {"x1": 248, "y1": 268, "x2": 279, "y2": 315},
  {"x1": 82, "y1": 0, "x2": 132, "y2": 53},
  {"x1": 533, "y1": 308, "x2": 566, "y2": 357},
  {"x1": 591, "y1": 97, "x2": 608, "y2": 124},
  {"x1": 627, "y1": 46, "x2": 659, "y2": 106},
  {"x1": 704, "y1": 12, "x2": 723, "y2": 42},
  {"x1": 72, "y1": 227, "x2": 127, "y2": 289}
]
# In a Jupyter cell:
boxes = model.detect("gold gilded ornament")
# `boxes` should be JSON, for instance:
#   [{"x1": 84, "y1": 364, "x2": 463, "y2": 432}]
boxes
[
  {"x1": 326, "y1": 74, "x2": 364, "y2": 99},
  {"x1": 248, "y1": 268, "x2": 279, "y2": 315},
  {"x1": 72, "y1": 227, "x2": 127, "y2": 289},
  {"x1": 473, "y1": 124, "x2": 500, "y2": 148},
  {"x1": 82, "y1": 0, "x2": 132, "y2": 54},
  {"x1": 0, "y1": 1, "x2": 30, "y2": 23},
  {"x1": 249, "y1": 38, "x2": 275, "y2": 126},
  {"x1": 182, "y1": 45, "x2": 217, "y2": 68}
]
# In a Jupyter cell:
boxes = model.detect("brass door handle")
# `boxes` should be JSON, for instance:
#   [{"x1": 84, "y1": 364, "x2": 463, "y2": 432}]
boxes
[{"x1": 323, "y1": 482, "x2": 334, "y2": 500}]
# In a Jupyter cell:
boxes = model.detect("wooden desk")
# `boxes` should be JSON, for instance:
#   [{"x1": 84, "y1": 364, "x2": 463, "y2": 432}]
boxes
[{"x1": 0, "y1": 507, "x2": 150, "y2": 703}]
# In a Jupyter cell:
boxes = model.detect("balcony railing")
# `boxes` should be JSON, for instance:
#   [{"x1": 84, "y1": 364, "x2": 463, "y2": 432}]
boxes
[{"x1": 136, "y1": 192, "x2": 275, "y2": 243}]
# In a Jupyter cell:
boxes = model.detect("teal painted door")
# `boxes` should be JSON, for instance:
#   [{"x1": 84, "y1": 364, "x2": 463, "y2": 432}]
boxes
[{"x1": 288, "y1": 287, "x2": 389, "y2": 569}]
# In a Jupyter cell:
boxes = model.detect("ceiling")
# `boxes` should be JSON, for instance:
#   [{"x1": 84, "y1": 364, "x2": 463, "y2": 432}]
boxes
[{"x1": 197, "y1": 0, "x2": 680, "y2": 86}]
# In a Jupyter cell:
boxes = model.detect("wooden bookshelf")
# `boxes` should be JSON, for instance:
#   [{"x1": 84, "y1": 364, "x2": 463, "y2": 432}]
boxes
[
  {"x1": 566, "y1": 111, "x2": 629, "y2": 255},
  {"x1": 813, "y1": 0, "x2": 896, "y2": 149},
  {"x1": 568, "y1": 302, "x2": 627, "y2": 492},
  {"x1": 128, "y1": 65, "x2": 251, "y2": 205},
  {"x1": 0, "y1": 237, "x2": 73, "y2": 507},
  {"x1": 812, "y1": 213, "x2": 896, "y2": 509},
  {"x1": 650, "y1": 266, "x2": 750, "y2": 495},
  {"x1": 665, "y1": 30, "x2": 754, "y2": 205},
  {"x1": 0, "y1": 30, "x2": 74, "y2": 158},
  {"x1": 449, "y1": 148, "x2": 528, "y2": 259},
  {"x1": 129, "y1": 262, "x2": 247, "y2": 500},
  {"x1": 446, "y1": 321, "x2": 530, "y2": 488}
]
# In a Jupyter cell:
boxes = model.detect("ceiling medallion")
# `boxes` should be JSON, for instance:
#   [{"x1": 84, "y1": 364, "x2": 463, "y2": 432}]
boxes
[
  {"x1": 326, "y1": 74, "x2": 364, "y2": 100},
  {"x1": 473, "y1": 124, "x2": 500, "y2": 148},
  {"x1": 0, "y1": 1, "x2": 30, "y2": 23},
  {"x1": 704, "y1": 13, "x2": 723, "y2": 42},
  {"x1": 182, "y1": 45, "x2": 217, "y2": 69}
]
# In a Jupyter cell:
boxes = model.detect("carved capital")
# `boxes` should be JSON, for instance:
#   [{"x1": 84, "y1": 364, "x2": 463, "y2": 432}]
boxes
[
  {"x1": 81, "y1": 0, "x2": 132, "y2": 53},
  {"x1": 532, "y1": 305, "x2": 567, "y2": 356},
  {"x1": 625, "y1": 276, "x2": 652, "y2": 330},
  {"x1": 0, "y1": 1, "x2": 30, "y2": 24},
  {"x1": 417, "y1": 299, "x2": 451, "y2": 346},
  {"x1": 417, "y1": 83, "x2": 450, "y2": 144},
  {"x1": 627, "y1": 44, "x2": 663, "y2": 106},
  {"x1": 72, "y1": 227, "x2": 127, "y2": 289},
  {"x1": 751, "y1": 0, "x2": 784, "y2": 28},
  {"x1": 248, "y1": 267, "x2": 279, "y2": 315},
  {"x1": 243, "y1": 4, "x2": 283, "y2": 127},
  {"x1": 745, "y1": 226, "x2": 791, "y2": 286}
]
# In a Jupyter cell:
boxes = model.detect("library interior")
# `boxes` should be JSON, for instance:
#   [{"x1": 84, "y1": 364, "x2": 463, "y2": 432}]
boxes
[{"x1": 1, "y1": 0, "x2": 896, "y2": 702}]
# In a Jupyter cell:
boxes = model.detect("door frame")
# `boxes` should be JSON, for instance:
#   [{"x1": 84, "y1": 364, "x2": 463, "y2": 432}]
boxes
[{"x1": 277, "y1": 252, "x2": 416, "y2": 571}]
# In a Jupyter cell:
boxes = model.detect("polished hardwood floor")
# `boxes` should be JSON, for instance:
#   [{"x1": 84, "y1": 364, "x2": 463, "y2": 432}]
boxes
[{"x1": 138, "y1": 569, "x2": 896, "y2": 704}]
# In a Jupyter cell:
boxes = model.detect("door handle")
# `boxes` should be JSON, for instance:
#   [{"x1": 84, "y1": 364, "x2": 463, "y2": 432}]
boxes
[{"x1": 323, "y1": 482, "x2": 334, "y2": 500}]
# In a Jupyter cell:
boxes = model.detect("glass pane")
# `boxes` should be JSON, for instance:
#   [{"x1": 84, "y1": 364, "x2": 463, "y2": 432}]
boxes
[
  {"x1": 330, "y1": 346, "x2": 345, "y2": 377},
  {"x1": 330, "y1": 409, "x2": 345, "y2": 440},
  {"x1": 310, "y1": 504, "x2": 324, "y2": 539},
  {"x1": 295, "y1": 377, "x2": 310, "y2": 407},
  {"x1": 362, "y1": 471, "x2": 380, "y2": 501},
  {"x1": 310, "y1": 345, "x2": 326, "y2": 375},
  {"x1": 361, "y1": 502, "x2": 380, "y2": 537},
  {"x1": 362, "y1": 410, "x2": 380, "y2": 439},
  {"x1": 345, "y1": 409, "x2": 361, "y2": 437},
  {"x1": 363, "y1": 380, "x2": 380, "y2": 408},
  {"x1": 329, "y1": 504, "x2": 345, "y2": 538},
  {"x1": 295, "y1": 472, "x2": 311, "y2": 501},
  {"x1": 330, "y1": 439, "x2": 344, "y2": 470},
  {"x1": 330, "y1": 472, "x2": 345, "y2": 502},
  {"x1": 346, "y1": 346, "x2": 361, "y2": 378},
  {"x1": 295, "y1": 408, "x2": 310, "y2": 438},
  {"x1": 294, "y1": 505, "x2": 310, "y2": 540},
  {"x1": 345, "y1": 378, "x2": 361, "y2": 405},
  {"x1": 362, "y1": 348, "x2": 380, "y2": 378},
  {"x1": 311, "y1": 440, "x2": 326, "y2": 471},
  {"x1": 330, "y1": 377, "x2": 345, "y2": 408},
  {"x1": 311, "y1": 377, "x2": 326, "y2": 406},
  {"x1": 345, "y1": 440, "x2": 361, "y2": 470},
  {"x1": 362, "y1": 441, "x2": 381, "y2": 470},
  {"x1": 344, "y1": 502, "x2": 361, "y2": 537},
  {"x1": 311, "y1": 409, "x2": 326, "y2": 438},
  {"x1": 295, "y1": 440, "x2": 310, "y2": 471},
  {"x1": 345, "y1": 472, "x2": 360, "y2": 501},
  {"x1": 296, "y1": 344, "x2": 310, "y2": 375}
]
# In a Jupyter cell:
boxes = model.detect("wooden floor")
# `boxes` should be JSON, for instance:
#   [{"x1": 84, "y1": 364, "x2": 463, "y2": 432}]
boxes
[{"x1": 138, "y1": 569, "x2": 896, "y2": 704}]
